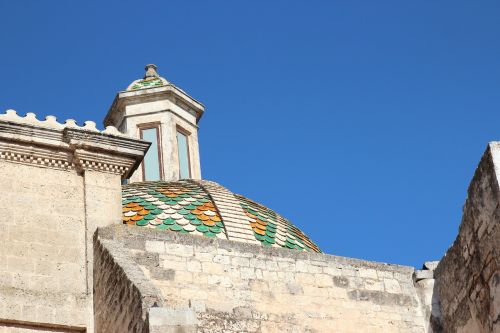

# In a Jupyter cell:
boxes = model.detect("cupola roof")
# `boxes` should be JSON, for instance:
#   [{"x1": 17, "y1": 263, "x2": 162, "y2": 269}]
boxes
[{"x1": 126, "y1": 64, "x2": 169, "y2": 91}]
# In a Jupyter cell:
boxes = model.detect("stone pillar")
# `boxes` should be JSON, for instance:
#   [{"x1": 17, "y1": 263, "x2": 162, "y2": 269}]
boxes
[{"x1": 0, "y1": 111, "x2": 149, "y2": 333}]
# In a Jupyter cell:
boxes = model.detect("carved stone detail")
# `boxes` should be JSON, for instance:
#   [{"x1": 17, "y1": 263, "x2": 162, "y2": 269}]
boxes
[
  {"x1": 74, "y1": 149, "x2": 135, "y2": 175},
  {"x1": 0, "y1": 110, "x2": 150, "y2": 178},
  {"x1": 0, "y1": 109, "x2": 126, "y2": 136}
]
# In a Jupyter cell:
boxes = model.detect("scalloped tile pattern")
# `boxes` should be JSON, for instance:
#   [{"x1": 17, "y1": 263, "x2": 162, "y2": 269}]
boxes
[
  {"x1": 130, "y1": 78, "x2": 164, "y2": 90},
  {"x1": 235, "y1": 194, "x2": 321, "y2": 253},
  {"x1": 122, "y1": 181, "x2": 226, "y2": 239}
]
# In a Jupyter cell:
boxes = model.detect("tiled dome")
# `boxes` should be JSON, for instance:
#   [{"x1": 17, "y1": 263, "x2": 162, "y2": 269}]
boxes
[
  {"x1": 127, "y1": 77, "x2": 168, "y2": 91},
  {"x1": 121, "y1": 180, "x2": 321, "y2": 253},
  {"x1": 235, "y1": 194, "x2": 321, "y2": 252},
  {"x1": 122, "y1": 181, "x2": 226, "y2": 239}
]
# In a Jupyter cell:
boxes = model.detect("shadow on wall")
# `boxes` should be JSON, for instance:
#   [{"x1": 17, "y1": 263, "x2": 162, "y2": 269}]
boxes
[{"x1": 430, "y1": 275, "x2": 443, "y2": 333}]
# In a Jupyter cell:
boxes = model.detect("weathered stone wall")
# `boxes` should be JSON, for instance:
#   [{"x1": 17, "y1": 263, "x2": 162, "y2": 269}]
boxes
[
  {"x1": 0, "y1": 162, "x2": 89, "y2": 331},
  {"x1": 97, "y1": 225, "x2": 427, "y2": 333},
  {"x1": 435, "y1": 143, "x2": 500, "y2": 333},
  {"x1": 93, "y1": 237, "x2": 165, "y2": 333}
]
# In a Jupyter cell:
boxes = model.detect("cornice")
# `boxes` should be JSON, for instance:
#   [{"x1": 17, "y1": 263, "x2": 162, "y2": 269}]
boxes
[
  {"x1": 0, "y1": 112, "x2": 150, "y2": 178},
  {"x1": 104, "y1": 85, "x2": 205, "y2": 127}
]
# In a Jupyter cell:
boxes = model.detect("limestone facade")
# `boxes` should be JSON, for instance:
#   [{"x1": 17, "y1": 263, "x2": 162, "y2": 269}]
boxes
[
  {"x1": 0, "y1": 113, "x2": 148, "y2": 332},
  {"x1": 0, "y1": 64, "x2": 499, "y2": 332}
]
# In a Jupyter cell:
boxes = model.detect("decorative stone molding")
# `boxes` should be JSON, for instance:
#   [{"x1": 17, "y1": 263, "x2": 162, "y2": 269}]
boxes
[
  {"x1": 0, "y1": 140, "x2": 75, "y2": 170},
  {"x1": 104, "y1": 84, "x2": 205, "y2": 130},
  {"x1": 74, "y1": 149, "x2": 133, "y2": 175},
  {"x1": 0, "y1": 109, "x2": 126, "y2": 136},
  {"x1": 0, "y1": 110, "x2": 150, "y2": 178}
]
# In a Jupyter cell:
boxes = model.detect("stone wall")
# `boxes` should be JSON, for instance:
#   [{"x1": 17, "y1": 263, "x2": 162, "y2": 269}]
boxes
[
  {"x1": 0, "y1": 162, "x2": 88, "y2": 331},
  {"x1": 96, "y1": 225, "x2": 427, "y2": 333},
  {"x1": 435, "y1": 143, "x2": 500, "y2": 333},
  {"x1": 0, "y1": 114, "x2": 148, "y2": 332},
  {"x1": 93, "y1": 237, "x2": 165, "y2": 333}
]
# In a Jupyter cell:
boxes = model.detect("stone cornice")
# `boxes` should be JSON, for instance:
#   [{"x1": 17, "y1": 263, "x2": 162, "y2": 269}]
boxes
[
  {"x1": 119, "y1": 85, "x2": 204, "y2": 113},
  {"x1": 104, "y1": 84, "x2": 205, "y2": 127},
  {"x1": 0, "y1": 113, "x2": 150, "y2": 178}
]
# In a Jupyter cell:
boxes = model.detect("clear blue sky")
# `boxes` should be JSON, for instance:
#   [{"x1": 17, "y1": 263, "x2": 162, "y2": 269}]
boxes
[{"x1": 1, "y1": 1, "x2": 499, "y2": 267}]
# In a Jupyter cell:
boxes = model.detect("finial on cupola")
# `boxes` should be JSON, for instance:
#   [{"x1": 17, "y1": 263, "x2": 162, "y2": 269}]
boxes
[{"x1": 144, "y1": 64, "x2": 160, "y2": 79}]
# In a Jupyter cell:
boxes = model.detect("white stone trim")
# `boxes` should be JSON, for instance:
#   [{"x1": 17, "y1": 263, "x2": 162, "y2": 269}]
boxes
[
  {"x1": 74, "y1": 149, "x2": 134, "y2": 175},
  {"x1": 0, "y1": 142, "x2": 75, "y2": 170},
  {"x1": 0, "y1": 109, "x2": 127, "y2": 136}
]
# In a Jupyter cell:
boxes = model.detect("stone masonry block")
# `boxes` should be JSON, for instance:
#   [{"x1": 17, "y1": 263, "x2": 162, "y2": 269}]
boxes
[{"x1": 145, "y1": 240, "x2": 166, "y2": 253}]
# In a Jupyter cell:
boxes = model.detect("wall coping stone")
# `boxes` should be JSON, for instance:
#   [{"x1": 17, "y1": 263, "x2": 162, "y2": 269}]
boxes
[{"x1": 97, "y1": 224, "x2": 415, "y2": 275}]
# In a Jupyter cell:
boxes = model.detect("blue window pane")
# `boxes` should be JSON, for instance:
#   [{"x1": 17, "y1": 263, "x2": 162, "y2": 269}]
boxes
[
  {"x1": 177, "y1": 131, "x2": 190, "y2": 179},
  {"x1": 142, "y1": 128, "x2": 161, "y2": 181}
]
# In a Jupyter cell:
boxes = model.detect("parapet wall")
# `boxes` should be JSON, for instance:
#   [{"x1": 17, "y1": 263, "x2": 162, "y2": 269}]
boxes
[
  {"x1": 96, "y1": 225, "x2": 427, "y2": 333},
  {"x1": 435, "y1": 143, "x2": 500, "y2": 332}
]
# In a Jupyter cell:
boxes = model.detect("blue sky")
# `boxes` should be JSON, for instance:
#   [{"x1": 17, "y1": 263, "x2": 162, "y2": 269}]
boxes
[{"x1": 1, "y1": 1, "x2": 499, "y2": 267}]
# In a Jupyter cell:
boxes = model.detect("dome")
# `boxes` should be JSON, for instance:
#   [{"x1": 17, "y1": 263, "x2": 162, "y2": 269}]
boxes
[
  {"x1": 126, "y1": 64, "x2": 169, "y2": 91},
  {"x1": 122, "y1": 180, "x2": 321, "y2": 253}
]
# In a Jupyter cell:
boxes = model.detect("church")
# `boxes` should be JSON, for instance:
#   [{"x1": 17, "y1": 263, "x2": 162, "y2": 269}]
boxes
[{"x1": 0, "y1": 64, "x2": 497, "y2": 332}]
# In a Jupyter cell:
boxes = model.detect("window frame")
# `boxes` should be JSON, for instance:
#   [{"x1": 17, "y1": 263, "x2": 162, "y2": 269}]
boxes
[
  {"x1": 138, "y1": 122, "x2": 163, "y2": 181},
  {"x1": 176, "y1": 126, "x2": 192, "y2": 179}
]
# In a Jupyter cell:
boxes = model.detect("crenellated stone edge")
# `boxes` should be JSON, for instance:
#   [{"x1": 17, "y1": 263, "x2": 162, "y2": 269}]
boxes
[
  {"x1": 0, "y1": 109, "x2": 125, "y2": 136},
  {"x1": 0, "y1": 110, "x2": 150, "y2": 178}
]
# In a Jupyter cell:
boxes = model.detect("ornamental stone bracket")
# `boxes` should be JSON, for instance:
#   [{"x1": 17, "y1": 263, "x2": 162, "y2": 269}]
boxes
[{"x1": 0, "y1": 110, "x2": 150, "y2": 178}]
